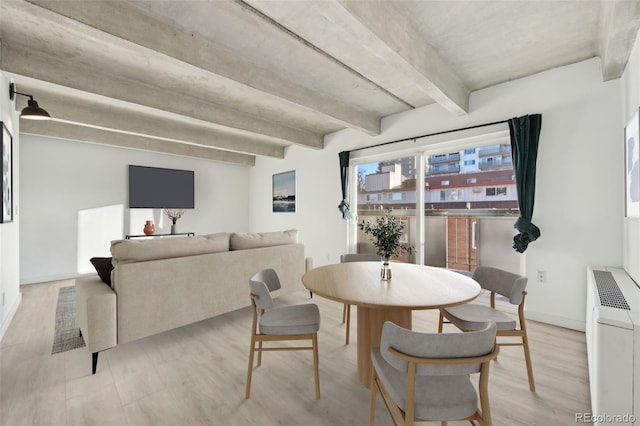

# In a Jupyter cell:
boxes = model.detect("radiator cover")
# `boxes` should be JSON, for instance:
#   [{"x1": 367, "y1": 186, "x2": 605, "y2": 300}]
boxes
[{"x1": 586, "y1": 267, "x2": 639, "y2": 425}]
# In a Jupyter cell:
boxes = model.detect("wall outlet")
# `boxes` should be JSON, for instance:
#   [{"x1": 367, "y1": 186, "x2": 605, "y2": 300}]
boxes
[{"x1": 537, "y1": 270, "x2": 547, "y2": 283}]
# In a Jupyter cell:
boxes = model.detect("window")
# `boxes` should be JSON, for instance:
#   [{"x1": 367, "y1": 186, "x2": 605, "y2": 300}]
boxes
[
  {"x1": 353, "y1": 137, "x2": 519, "y2": 273},
  {"x1": 440, "y1": 189, "x2": 464, "y2": 201}
]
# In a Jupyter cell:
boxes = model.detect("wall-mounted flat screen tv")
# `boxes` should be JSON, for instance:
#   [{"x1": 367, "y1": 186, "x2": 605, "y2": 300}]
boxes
[{"x1": 129, "y1": 165, "x2": 194, "y2": 208}]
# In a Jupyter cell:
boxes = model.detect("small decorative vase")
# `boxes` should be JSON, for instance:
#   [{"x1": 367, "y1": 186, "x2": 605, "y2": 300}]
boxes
[
  {"x1": 171, "y1": 223, "x2": 177, "y2": 235},
  {"x1": 380, "y1": 257, "x2": 392, "y2": 281},
  {"x1": 143, "y1": 220, "x2": 155, "y2": 235}
]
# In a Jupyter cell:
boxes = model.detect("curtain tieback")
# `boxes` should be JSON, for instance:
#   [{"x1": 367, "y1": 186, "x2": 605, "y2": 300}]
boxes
[
  {"x1": 513, "y1": 217, "x2": 541, "y2": 253},
  {"x1": 338, "y1": 199, "x2": 352, "y2": 220}
]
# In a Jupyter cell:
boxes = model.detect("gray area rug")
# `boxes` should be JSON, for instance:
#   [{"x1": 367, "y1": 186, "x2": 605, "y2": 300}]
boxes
[{"x1": 51, "y1": 286, "x2": 86, "y2": 354}]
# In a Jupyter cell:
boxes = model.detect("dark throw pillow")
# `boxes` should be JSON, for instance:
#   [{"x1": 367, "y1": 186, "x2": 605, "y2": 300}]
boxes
[{"x1": 90, "y1": 257, "x2": 114, "y2": 286}]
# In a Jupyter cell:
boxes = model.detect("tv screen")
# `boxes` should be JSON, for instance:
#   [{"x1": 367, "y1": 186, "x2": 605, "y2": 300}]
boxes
[{"x1": 129, "y1": 165, "x2": 194, "y2": 208}]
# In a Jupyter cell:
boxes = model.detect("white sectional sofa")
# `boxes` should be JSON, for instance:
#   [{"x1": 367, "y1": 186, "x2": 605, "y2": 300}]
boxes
[{"x1": 75, "y1": 229, "x2": 306, "y2": 374}]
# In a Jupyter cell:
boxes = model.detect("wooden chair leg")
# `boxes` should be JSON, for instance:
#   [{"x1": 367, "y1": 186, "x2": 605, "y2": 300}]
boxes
[
  {"x1": 342, "y1": 303, "x2": 347, "y2": 323},
  {"x1": 522, "y1": 331, "x2": 536, "y2": 392},
  {"x1": 345, "y1": 304, "x2": 351, "y2": 345},
  {"x1": 369, "y1": 368, "x2": 378, "y2": 426},
  {"x1": 245, "y1": 336, "x2": 256, "y2": 398},
  {"x1": 257, "y1": 340, "x2": 263, "y2": 366},
  {"x1": 438, "y1": 311, "x2": 444, "y2": 333},
  {"x1": 312, "y1": 333, "x2": 320, "y2": 400}
]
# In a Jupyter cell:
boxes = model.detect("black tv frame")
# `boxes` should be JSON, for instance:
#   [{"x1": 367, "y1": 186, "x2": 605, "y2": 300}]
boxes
[{"x1": 128, "y1": 165, "x2": 194, "y2": 209}]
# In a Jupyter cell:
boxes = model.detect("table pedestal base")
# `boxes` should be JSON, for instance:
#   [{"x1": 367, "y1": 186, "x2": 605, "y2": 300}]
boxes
[{"x1": 357, "y1": 306, "x2": 412, "y2": 387}]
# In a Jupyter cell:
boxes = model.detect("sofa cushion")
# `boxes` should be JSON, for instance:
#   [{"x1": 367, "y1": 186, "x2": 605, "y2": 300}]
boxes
[
  {"x1": 90, "y1": 257, "x2": 114, "y2": 286},
  {"x1": 111, "y1": 233, "x2": 230, "y2": 265},
  {"x1": 230, "y1": 229, "x2": 298, "y2": 250}
]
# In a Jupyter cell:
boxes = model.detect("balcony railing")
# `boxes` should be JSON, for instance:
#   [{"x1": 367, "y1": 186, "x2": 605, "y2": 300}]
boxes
[
  {"x1": 428, "y1": 163, "x2": 461, "y2": 175},
  {"x1": 478, "y1": 157, "x2": 513, "y2": 170},
  {"x1": 428, "y1": 153, "x2": 460, "y2": 165},
  {"x1": 478, "y1": 145, "x2": 512, "y2": 157}
]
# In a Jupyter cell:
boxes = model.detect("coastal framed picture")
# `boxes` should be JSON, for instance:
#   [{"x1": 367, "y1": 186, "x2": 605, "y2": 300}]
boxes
[
  {"x1": 625, "y1": 108, "x2": 640, "y2": 218},
  {"x1": 1, "y1": 122, "x2": 13, "y2": 223},
  {"x1": 272, "y1": 170, "x2": 296, "y2": 213}
]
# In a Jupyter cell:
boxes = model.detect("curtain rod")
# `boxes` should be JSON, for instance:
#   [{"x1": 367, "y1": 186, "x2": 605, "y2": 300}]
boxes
[{"x1": 348, "y1": 118, "x2": 510, "y2": 154}]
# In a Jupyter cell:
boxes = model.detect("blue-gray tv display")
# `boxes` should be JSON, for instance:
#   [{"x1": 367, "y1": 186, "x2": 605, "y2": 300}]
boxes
[{"x1": 129, "y1": 165, "x2": 194, "y2": 208}]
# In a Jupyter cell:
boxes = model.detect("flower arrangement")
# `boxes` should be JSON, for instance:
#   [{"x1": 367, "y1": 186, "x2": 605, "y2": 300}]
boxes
[
  {"x1": 163, "y1": 208, "x2": 184, "y2": 225},
  {"x1": 358, "y1": 210, "x2": 413, "y2": 260}
]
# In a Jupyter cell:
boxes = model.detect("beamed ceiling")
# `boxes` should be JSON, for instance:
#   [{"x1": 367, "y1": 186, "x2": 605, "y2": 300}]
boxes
[{"x1": 1, "y1": 0, "x2": 640, "y2": 166}]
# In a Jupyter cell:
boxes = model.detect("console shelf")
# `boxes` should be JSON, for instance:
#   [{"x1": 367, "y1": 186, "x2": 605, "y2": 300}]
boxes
[{"x1": 125, "y1": 232, "x2": 195, "y2": 239}]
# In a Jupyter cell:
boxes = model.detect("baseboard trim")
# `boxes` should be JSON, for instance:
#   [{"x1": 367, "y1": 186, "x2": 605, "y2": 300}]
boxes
[
  {"x1": 525, "y1": 310, "x2": 585, "y2": 332},
  {"x1": 0, "y1": 292, "x2": 22, "y2": 343},
  {"x1": 20, "y1": 272, "x2": 81, "y2": 286}
]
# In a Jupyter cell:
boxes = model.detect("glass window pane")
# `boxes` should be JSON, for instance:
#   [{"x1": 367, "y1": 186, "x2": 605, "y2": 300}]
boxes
[
  {"x1": 425, "y1": 143, "x2": 517, "y2": 211},
  {"x1": 356, "y1": 156, "x2": 417, "y2": 263}
]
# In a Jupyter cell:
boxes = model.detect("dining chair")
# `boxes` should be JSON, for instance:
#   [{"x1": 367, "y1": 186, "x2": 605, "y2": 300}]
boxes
[
  {"x1": 340, "y1": 253, "x2": 380, "y2": 345},
  {"x1": 245, "y1": 268, "x2": 321, "y2": 399},
  {"x1": 439, "y1": 265, "x2": 535, "y2": 391},
  {"x1": 369, "y1": 320, "x2": 499, "y2": 426}
]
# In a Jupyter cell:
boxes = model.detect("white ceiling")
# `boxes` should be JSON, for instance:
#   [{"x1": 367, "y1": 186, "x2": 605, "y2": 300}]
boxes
[{"x1": 1, "y1": 0, "x2": 639, "y2": 166}]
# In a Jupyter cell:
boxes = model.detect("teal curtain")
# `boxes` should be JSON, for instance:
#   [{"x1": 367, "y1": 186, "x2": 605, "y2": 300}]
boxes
[
  {"x1": 338, "y1": 151, "x2": 352, "y2": 220},
  {"x1": 509, "y1": 114, "x2": 542, "y2": 253}
]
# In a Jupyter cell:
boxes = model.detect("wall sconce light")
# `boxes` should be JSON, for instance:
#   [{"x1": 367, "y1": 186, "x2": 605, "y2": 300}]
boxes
[{"x1": 8, "y1": 83, "x2": 51, "y2": 120}]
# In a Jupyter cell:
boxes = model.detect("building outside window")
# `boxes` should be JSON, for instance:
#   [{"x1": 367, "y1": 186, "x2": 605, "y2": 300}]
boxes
[{"x1": 353, "y1": 139, "x2": 520, "y2": 274}]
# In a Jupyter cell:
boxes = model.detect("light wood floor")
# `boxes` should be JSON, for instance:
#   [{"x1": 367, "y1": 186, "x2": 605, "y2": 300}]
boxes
[{"x1": 0, "y1": 279, "x2": 592, "y2": 426}]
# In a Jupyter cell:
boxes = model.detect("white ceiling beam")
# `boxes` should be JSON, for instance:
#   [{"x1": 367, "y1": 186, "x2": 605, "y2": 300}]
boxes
[
  {"x1": 1, "y1": 41, "x2": 323, "y2": 149},
  {"x1": 20, "y1": 120, "x2": 256, "y2": 166},
  {"x1": 599, "y1": 0, "x2": 640, "y2": 81},
  {"x1": 245, "y1": 0, "x2": 469, "y2": 115},
  {"x1": 12, "y1": 85, "x2": 286, "y2": 158},
  {"x1": 21, "y1": 0, "x2": 381, "y2": 136}
]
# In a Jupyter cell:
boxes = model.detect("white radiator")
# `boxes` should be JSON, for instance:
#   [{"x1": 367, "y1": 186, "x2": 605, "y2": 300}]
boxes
[{"x1": 586, "y1": 267, "x2": 639, "y2": 425}]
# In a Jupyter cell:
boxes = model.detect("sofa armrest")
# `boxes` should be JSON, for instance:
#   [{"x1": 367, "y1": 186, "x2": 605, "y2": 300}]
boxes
[{"x1": 75, "y1": 276, "x2": 117, "y2": 353}]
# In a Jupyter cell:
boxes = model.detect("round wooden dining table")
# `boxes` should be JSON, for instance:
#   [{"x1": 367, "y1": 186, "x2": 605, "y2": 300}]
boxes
[{"x1": 302, "y1": 261, "x2": 481, "y2": 387}]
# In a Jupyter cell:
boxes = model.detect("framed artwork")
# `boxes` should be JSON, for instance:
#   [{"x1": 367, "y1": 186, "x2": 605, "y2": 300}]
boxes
[
  {"x1": 1, "y1": 122, "x2": 12, "y2": 223},
  {"x1": 272, "y1": 170, "x2": 296, "y2": 213},
  {"x1": 625, "y1": 108, "x2": 640, "y2": 218}
]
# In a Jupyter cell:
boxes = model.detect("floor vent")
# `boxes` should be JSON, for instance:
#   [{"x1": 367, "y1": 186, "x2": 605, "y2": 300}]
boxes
[{"x1": 593, "y1": 270, "x2": 630, "y2": 310}]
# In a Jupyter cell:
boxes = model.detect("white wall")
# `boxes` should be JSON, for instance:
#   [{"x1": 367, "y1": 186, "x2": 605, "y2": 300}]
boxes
[
  {"x1": 0, "y1": 72, "x2": 22, "y2": 341},
  {"x1": 623, "y1": 30, "x2": 640, "y2": 283},
  {"x1": 20, "y1": 135, "x2": 251, "y2": 284},
  {"x1": 250, "y1": 58, "x2": 623, "y2": 331}
]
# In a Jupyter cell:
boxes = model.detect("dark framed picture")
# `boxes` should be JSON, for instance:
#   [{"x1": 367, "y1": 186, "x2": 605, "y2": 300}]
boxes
[
  {"x1": 625, "y1": 108, "x2": 640, "y2": 218},
  {"x1": 272, "y1": 170, "x2": 296, "y2": 213},
  {"x1": 1, "y1": 122, "x2": 13, "y2": 223}
]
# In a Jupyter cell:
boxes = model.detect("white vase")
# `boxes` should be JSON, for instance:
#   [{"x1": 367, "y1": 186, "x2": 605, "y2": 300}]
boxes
[{"x1": 171, "y1": 223, "x2": 177, "y2": 235}]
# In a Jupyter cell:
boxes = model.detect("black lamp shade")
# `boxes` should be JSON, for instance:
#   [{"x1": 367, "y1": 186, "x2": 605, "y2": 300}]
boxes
[{"x1": 21, "y1": 99, "x2": 50, "y2": 120}]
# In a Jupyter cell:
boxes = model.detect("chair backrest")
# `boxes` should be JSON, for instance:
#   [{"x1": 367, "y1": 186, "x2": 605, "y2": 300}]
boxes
[
  {"x1": 249, "y1": 268, "x2": 281, "y2": 310},
  {"x1": 340, "y1": 253, "x2": 380, "y2": 263},
  {"x1": 472, "y1": 266, "x2": 528, "y2": 305},
  {"x1": 380, "y1": 321, "x2": 497, "y2": 376}
]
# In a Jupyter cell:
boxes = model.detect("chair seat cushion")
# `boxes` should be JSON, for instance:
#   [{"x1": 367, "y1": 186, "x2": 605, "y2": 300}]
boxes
[
  {"x1": 442, "y1": 304, "x2": 516, "y2": 331},
  {"x1": 260, "y1": 304, "x2": 320, "y2": 335},
  {"x1": 371, "y1": 348, "x2": 478, "y2": 421}
]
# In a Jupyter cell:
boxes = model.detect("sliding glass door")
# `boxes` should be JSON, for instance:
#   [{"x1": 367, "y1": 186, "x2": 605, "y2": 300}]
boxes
[
  {"x1": 351, "y1": 133, "x2": 522, "y2": 275},
  {"x1": 355, "y1": 155, "x2": 418, "y2": 264}
]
